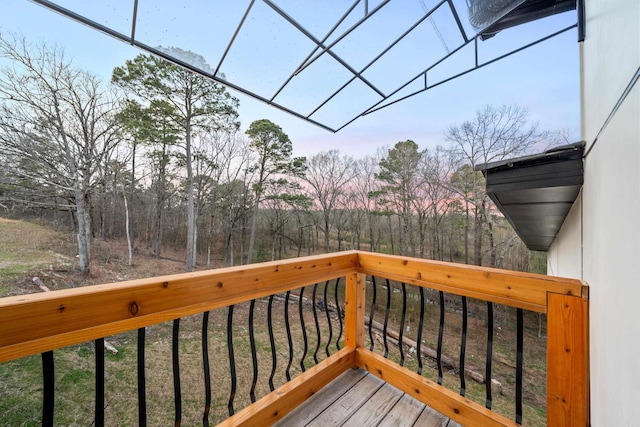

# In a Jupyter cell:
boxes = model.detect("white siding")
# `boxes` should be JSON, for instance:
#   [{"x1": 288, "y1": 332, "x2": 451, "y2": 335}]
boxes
[
  {"x1": 547, "y1": 192, "x2": 581, "y2": 278},
  {"x1": 585, "y1": 92, "x2": 640, "y2": 425},
  {"x1": 549, "y1": 0, "x2": 640, "y2": 424}
]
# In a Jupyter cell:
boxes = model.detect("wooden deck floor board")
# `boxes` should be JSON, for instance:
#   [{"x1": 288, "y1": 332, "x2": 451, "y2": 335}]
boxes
[
  {"x1": 413, "y1": 405, "x2": 450, "y2": 427},
  {"x1": 273, "y1": 368, "x2": 367, "y2": 427},
  {"x1": 377, "y1": 392, "x2": 428, "y2": 427},
  {"x1": 306, "y1": 371, "x2": 384, "y2": 426},
  {"x1": 343, "y1": 383, "x2": 404, "y2": 426},
  {"x1": 275, "y1": 367, "x2": 453, "y2": 427}
]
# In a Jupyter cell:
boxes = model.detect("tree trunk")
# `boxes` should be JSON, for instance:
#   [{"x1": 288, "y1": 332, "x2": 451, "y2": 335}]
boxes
[
  {"x1": 240, "y1": 211, "x2": 246, "y2": 265},
  {"x1": 246, "y1": 196, "x2": 259, "y2": 264},
  {"x1": 432, "y1": 204, "x2": 441, "y2": 261},
  {"x1": 110, "y1": 172, "x2": 118, "y2": 239},
  {"x1": 397, "y1": 215, "x2": 404, "y2": 255},
  {"x1": 388, "y1": 215, "x2": 395, "y2": 254},
  {"x1": 123, "y1": 186, "x2": 133, "y2": 266},
  {"x1": 355, "y1": 213, "x2": 362, "y2": 250},
  {"x1": 464, "y1": 200, "x2": 470, "y2": 264},
  {"x1": 369, "y1": 213, "x2": 375, "y2": 252},
  {"x1": 185, "y1": 116, "x2": 196, "y2": 272},
  {"x1": 324, "y1": 217, "x2": 330, "y2": 253},
  {"x1": 229, "y1": 231, "x2": 235, "y2": 267},
  {"x1": 271, "y1": 232, "x2": 276, "y2": 261},
  {"x1": 98, "y1": 179, "x2": 107, "y2": 242},
  {"x1": 129, "y1": 143, "x2": 137, "y2": 245},
  {"x1": 74, "y1": 186, "x2": 91, "y2": 274},
  {"x1": 206, "y1": 215, "x2": 214, "y2": 269},
  {"x1": 153, "y1": 204, "x2": 164, "y2": 258},
  {"x1": 418, "y1": 213, "x2": 426, "y2": 259},
  {"x1": 474, "y1": 205, "x2": 483, "y2": 266},
  {"x1": 484, "y1": 200, "x2": 498, "y2": 267},
  {"x1": 153, "y1": 165, "x2": 166, "y2": 258}
]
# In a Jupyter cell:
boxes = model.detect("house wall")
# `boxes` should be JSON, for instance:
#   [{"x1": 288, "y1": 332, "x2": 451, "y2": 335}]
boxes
[
  {"x1": 546, "y1": 192, "x2": 581, "y2": 278},
  {"x1": 548, "y1": 0, "x2": 640, "y2": 424}
]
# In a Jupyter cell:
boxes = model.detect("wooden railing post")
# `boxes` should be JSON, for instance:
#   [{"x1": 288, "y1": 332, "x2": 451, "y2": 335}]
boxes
[
  {"x1": 344, "y1": 272, "x2": 365, "y2": 350},
  {"x1": 547, "y1": 292, "x2": 589, "y2": 426}
]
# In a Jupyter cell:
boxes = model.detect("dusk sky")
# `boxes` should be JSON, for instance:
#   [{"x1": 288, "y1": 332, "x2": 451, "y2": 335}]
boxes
[{"x1": 1, "y1": 0, "x2": 580, "y2": 158}]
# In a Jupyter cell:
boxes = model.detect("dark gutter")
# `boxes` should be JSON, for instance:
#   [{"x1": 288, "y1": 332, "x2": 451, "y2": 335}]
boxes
[{"x1": 476, "y1": 142, "x2": 584, "y2": 251}]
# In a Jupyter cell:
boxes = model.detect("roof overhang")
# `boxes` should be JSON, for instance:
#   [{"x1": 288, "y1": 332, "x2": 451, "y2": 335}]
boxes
[
  {"x1": 473, "y1": 0, "x2": 577, "y2": 40},
  {"x1": 477, "y1": 142, "x2": 584, "y2": 251}
]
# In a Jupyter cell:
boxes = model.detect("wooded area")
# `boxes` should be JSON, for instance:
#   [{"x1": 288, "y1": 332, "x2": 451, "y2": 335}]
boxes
[{"x1": 0, "y1": 34, "x2": 556, "y2": 274}]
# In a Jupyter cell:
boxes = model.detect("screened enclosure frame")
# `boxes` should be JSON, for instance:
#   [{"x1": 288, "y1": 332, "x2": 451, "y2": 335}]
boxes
[{"x1": 32, "y1": 0, "x2": 579, "y2": 132}]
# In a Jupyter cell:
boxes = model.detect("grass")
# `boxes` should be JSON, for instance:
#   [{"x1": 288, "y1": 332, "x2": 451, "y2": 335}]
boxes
[{"x1": 0, "y1": 217, "x2": 75, "y2": 296}]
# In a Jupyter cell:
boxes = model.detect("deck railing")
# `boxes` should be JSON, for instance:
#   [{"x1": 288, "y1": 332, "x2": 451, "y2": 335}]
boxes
[{"x1": 0, "y1": 251, "x2": 588, "y2": 426}]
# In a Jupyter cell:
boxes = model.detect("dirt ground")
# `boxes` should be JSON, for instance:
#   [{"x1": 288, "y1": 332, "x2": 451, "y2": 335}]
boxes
[{"x1": 0, "y1": 217, "x2": 189, "y2": 297}]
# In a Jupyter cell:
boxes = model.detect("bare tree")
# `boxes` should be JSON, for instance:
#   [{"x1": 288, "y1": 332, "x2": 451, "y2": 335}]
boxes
[
  {"x1": 446, "y1": 104, "x2": 546, "y2": 266},
  {"x1": 192, "y1": 131, "x2": 250, "y2": 267},
  {"x1": 0, "y1": 34, "x2": 121, "y2": 274},
  {"x1": 303, "y1": 150, "x2": 356, "y2": 252},
  {"x1": 416, "y1": 146, "x2": 456, "y2": 260},
  {"x1": 352, "y1": 155, "x2": 382, "y2": 252}
]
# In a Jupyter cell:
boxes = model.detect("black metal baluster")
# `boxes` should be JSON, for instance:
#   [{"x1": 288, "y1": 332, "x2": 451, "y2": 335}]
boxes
[
  {"x1": 284, "y1": 291, "x2": 294, "y2": 381},
  {"x1": 416, "y1": 287, "x2": 426, "y2": 375},
  {"x1": 202, "y1": 312, "x2": 211, "y2": 426},
  {"x1": 172, "y1": 319, "x2": 182, "y2": 427},
  {"x1": 398, "y1": 283, "x2": 407, "y2": 366},
  {"x1": 486, "y1": 302, "x2": 494, "y2": 409},
  {"x1": 299, "y1": 287, "x2": 308, "y2": 372},
  {"x1": 323, "y1": 281, "x2": 333, "y2": 357},
  {"x1": 137, "y1": 327, "x2": 147, "y2": 427},
  {"x1": 368, "y1": 276, "x2": 377, "y2": 351},
  {"x1": 383, "y1": 279, "x2": 392, "y2": 358},
  {"x1": 334, "y1": 277, "x2": 343, "y2": 351},
  {"x1": 437, "y1": 291, "x2": 445, "y2": 385},
  {"x1": 42, "y1": 351, "x2": 54, "y2": 427},
  {"x1": 227, "y1": 305, "x2": 237, "y2": 416},
  {"x1": 460, "y1": 296, "x2": 468, "y2": 396},
  {"x1": 95, "y1": 338, "x2": 105, "y2": 427},
  {"x1": 249, "y1": 299, "x2": 258, "y2": 403},
  {"x1": 516, "y1": 308, "x2": 524, "y2": 424},
  {"x1": 312, "y1": 283, "x2": 321, "y2": 364},
  {"x1": 267, "y1": 295, "x2": 277, "y2": 392}
]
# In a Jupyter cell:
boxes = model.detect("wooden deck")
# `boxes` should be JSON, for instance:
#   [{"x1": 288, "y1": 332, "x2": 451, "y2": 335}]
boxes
[{"x1": 274, "y1": 368, "x2": 461, "y2": 427}]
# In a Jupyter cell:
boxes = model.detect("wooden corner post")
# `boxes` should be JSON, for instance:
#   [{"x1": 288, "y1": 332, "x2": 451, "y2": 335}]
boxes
[
  {"x1": 344, "y1": 272, "x2": 366, "y2": 350},
  {"x1": 547, "y1": 292, "x2": 589, "y2": 426}
]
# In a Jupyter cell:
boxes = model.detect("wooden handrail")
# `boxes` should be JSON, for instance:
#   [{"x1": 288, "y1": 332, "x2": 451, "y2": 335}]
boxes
[
  {"x1": 356, "y1": 252, "x2": 587, "y2": 313},
  {"x1": 0, "y1": 250, "x2": 589, "y2": 426},
  {"x1": 0, "y1": 250, "x2": 588, "y2": 362},
  {"x1": 0, "y1": 251, "x2": 358, "y2": 363}
]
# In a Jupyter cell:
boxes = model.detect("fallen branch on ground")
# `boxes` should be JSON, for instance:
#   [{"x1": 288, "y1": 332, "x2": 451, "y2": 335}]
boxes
[{"x1": 32, "y1": 276, "x2": 50, "y2": 292}]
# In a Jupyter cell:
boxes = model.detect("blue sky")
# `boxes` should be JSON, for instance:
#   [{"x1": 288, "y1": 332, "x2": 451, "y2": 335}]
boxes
[{"x1": 1, "y1": 0, "x2": 580, "y2": 158}]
